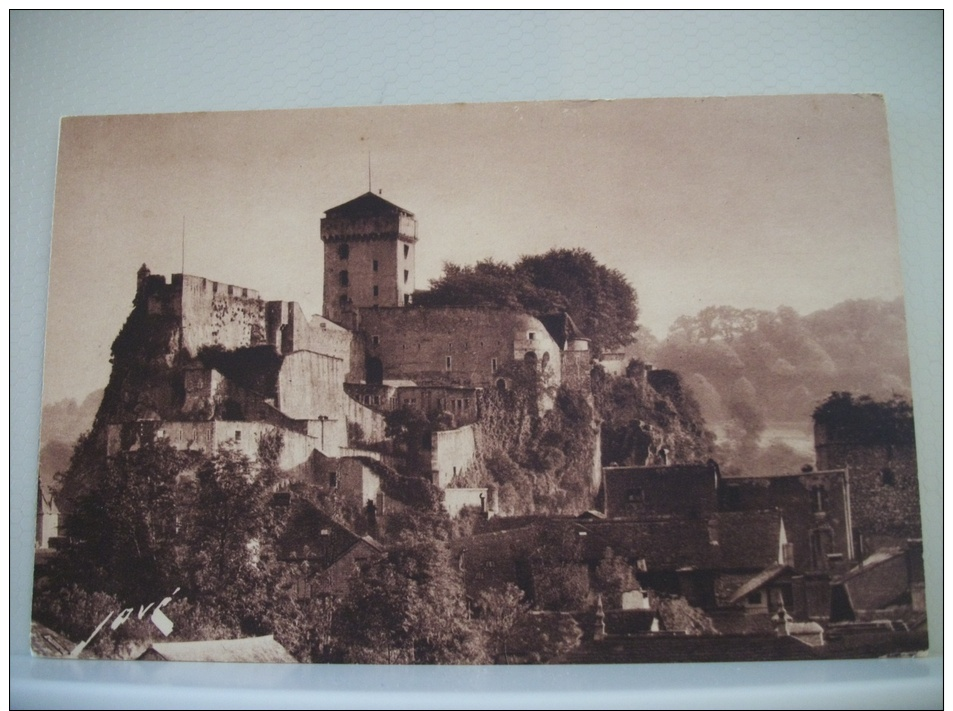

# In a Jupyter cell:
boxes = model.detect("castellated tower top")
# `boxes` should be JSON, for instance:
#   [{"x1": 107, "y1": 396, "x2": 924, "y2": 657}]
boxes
[{"x1": 321, "y1": 192, "x2": 418, "y2": 324}]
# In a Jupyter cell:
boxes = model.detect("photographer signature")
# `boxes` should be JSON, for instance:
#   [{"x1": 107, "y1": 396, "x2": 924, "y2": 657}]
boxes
[{"x1": 69, "y1": 587, "x2": 180, "y2": 657}]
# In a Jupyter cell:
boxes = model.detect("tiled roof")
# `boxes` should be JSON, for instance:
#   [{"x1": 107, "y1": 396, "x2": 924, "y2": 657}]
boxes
[
  {"x1": 576, "y1": 510, "x2": 783, "y2": 571},
  {"x1": 723, "y1": 468, "x2": 847, "y2": 480},
  {"x1": 728, "y1": 563, "x2": 791, "y2": 604},
  {"x1": 539, "y1": 312, "x2": 587, "y2": 349},
  {"x1": 602, "y1": 465, "x2": 719, "y2": 518},
  {"x1": 324, "y1": 192, "x2": 413, "y2": 217},
  {"x1": 276, "y1": 499, "x2": 377, "y2": 567},
  {"x1": 716, "y1": 511, "x2": 785, "y2": 568},
  {"x1": 140, "y1": 635, "x2": 296, "y2": 663},
  {"x1": 31, "y1": 622, "x2": 86, "y2": 658},
  {"x1": 455, "y1": 511, "x2": 784, "y2": 586}
]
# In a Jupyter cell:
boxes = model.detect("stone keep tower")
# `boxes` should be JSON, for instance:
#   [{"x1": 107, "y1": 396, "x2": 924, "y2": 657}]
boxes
[{"x1": 321, "y1": 192, "x2": 418, "y2": 324}]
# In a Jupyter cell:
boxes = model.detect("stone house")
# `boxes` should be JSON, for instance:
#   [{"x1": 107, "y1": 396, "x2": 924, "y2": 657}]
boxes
[{"x1": 276, "y1": 498, "x2": 384, "y2": 598}]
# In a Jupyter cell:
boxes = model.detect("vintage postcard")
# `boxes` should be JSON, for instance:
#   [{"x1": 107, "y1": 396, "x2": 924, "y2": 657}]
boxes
[{"x1": 33, "y1": 96, "x2": 926, "y2": 663}]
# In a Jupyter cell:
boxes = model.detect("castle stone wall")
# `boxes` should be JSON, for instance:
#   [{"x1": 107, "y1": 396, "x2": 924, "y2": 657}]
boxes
[
  {"x1": 816, "y1": 437, "x2": 920, "y2": 544},
  {"x1": 443, "y1": 487, "x2": 488, "y2": 518},
  {"x1": 432, "y1": 424, "x2": 478, "y2": 488},
  {"x1": 107, "y1": 420, "x2": 323, "y2": 480},
  {"x1": 276, "y1": 351, "x2": 345, "y2": 421},
  {"x1": 561, "y1": 349, "x2": 592, "y2": 393},
  {"x1": 179, "y1": 274, "x2": 266, "y2": 356},
  {"x1": 358, "y1": 307, "x2": 561, "y2": 390},
  {"x1": 303, "y1": 417, "x2": 348, "y2": 454},
  {"x1": 815, "y1": 420, "x2": 921, "y2": 544},
  {"x1": 266, "y1": 300, "x2": 353, "y2": 366},
  {"x1": 345, "y1": 395, "x2": 388, "y2": 444}
]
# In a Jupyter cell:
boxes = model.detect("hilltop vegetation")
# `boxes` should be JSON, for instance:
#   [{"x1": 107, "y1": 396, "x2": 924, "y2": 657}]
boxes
[
  {"x1": 416, "y1": 248, "x2": 639, "y2": 357},
  {"x1": 642, "y1": 299, "x2": 912, "y2": 475}
]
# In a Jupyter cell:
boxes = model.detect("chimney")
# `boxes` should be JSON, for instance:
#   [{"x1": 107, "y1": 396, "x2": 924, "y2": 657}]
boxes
[{"x1": 593, "y1": 594, "x2": 606, "y2": 641}]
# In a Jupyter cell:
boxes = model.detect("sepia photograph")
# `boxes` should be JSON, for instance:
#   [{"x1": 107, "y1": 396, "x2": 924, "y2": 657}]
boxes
[{"x1": 32, "y1": 95, "x2": 927, "y2": 664}]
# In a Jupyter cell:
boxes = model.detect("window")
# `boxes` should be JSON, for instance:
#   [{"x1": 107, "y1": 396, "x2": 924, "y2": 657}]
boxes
[
  {"x1": 528, "y1": 331, "x2": 536, "y2": 341},
  {"x1": 880, "y1": 468, "x2": 896, "y2": 486},
  {"x1": 448, "y1": 342, "x2": 453, "y2": 352},
  {"x1": 242, "y1": 288, "x2": 248, "y2": 297},
  {"x1": 446, "y1": 356, "x2": 452, "y2": 371},
  {"x1": 810, "y1": 486, "x2": 827, "y2": 513},
  {"x1": 373, "y1": 259, "x2": 379, "y2": 272},
  {"x1": 235, "y1": 430, "x2": 242, "y2": 442},
  {"x1": 491, "y1": 358, "x2": 498, "y2": 373},
  {"x1": 329, "y1": 472, "x2": 338, "y2": 489},
  {"x1": 404, "y1": 294, "x2": 411, "y2": 305},
  {"x1": 746, "y1": 591, "x2": 764, "y2": 606},
  {"x1": 404, "y1": 269, "x2": 409, "y2": 283},
  {"x1": 404, "y1": 244, "x2": 410, "y2": 258},
  {"x1": 371, "y1": 335, "x2": 380, "y2": 346},
  {"x1": 338, "y1": 244, "x2": 349, "y2": 259},
  {"x1": 339, "y1": 270, "x2": 349, "y2": 287},
  {"x1": 339, "y1": 294, "x2": 348, "y2": 306},
  {"x1": 373, "y1": 285, "x2": 379, "y2": 297}
]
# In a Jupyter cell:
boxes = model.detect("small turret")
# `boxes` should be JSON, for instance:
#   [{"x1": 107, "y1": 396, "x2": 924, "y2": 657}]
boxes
[{"x1": 137, "y1": 263, "x2": 151, "y2": 295}]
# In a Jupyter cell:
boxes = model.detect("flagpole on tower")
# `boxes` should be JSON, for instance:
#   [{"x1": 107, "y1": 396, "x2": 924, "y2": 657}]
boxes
[{"x1": 181, "y1": 215, "x2": 186, "y2": 276}]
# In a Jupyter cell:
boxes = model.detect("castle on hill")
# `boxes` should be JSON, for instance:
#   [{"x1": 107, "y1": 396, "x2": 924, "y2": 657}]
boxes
[{"x1": 105, "y1": 191, "x2": 597, "y2": 516}]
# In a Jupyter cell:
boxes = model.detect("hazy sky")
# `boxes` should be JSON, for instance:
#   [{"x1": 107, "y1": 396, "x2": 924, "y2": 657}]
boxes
[{"x1": 43, "y1": 95, "x2": 904, "y2": 404}]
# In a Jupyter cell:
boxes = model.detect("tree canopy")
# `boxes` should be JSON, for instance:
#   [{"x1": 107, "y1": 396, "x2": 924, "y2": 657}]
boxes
[
  {"x1": 415, "y1": 248, "x2": 639, "y2": 356},
  {"x1": 813, "y1": 392, "x2": 915, "y2": 446},
  {"x1": 332, "y1": 518, "x2": 487, "y2": 664}
]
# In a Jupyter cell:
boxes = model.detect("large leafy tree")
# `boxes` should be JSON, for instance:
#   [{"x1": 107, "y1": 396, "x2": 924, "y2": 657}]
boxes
[
  {"x1": 812, "y1": 392, "x2": 915, "y2": 445},
  {"x1": 50, "y1": 439, "x2": 188, "y2": 602},
  {"x1": 185, "y1": 441, "x2": 284, "y2": 631},
  {"x1": 472, "y1": 583, "x2": 581, "y2": 663},
  {"x1": 332, "y1": 516, "x2": 487, "y2": 664},
  {"x1": 516, "y1": 248, "x2": 639, "y2": 356},
  {"x1": 417, "y1": 248, "x2": 639, "y2": 356}
]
